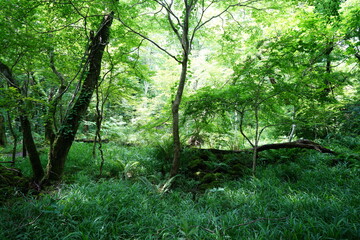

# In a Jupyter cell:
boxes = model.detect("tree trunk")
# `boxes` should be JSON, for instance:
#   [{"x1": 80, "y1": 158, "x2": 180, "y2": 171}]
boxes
[
  {"x1": 170, "y1": 59, "x2": 188, "y2": 176},
  {"x1": 0, "y1": 61, "x2": 44, "y2": 181},
  {"x1": 170, "y1": 3, "x2": 191, "y2": 177},
  {"x1": 46, "y1": 12, "x2": 114, "y2": 181},
  {"x1": 0, "y1": 113, "x2": 6, "y2": 146},
  {"x1": 6, "y1": 112, "x2": 17, "y2": 166},
  {"x1": 20, "y1": 116, "x2": 44, "y2": 181},
  {"x1": 252, "y1": 105, "x2": 259, "y2": 176},
  {"x1": 323, "y1": 43, "x2": 334, "y2": 97}
]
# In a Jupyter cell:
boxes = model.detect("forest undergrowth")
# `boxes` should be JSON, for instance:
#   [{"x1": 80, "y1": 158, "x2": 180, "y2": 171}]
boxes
[{"x1": 1, "y1": 137, "x2": 359, "y2": 240}]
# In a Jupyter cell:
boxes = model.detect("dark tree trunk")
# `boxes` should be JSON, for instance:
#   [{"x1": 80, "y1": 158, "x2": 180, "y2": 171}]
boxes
[
  {"x1": 46, "y1": 12, "x2": 114, "y2": 181},
  {"x1": 6, "y1": 112, "x2": 17, "y2": 166},
  {"x1": 323, "y1": 43, "x2": 334, "y2": 97},
  {"x1": 20, "y1": 116, "x2": 44, "y2": 181},
  {"x1": 0, "y1": 62, "x2": 44, "y2": 181},
  {"x1": 0, "y1": 113, "x2": 6, "y2": 146}
]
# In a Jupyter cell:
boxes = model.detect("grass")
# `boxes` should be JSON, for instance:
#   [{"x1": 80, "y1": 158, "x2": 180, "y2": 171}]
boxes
[{"x1": 1, "y1": 140, "x2": 359, "y2": 239}]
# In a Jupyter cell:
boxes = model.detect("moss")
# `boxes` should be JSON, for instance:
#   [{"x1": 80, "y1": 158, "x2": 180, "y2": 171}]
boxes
[
  {"x1": 0, "y1": 166, "x2": 29, "y2": 202},
  {"x1": 188, "y1": 158, "x2": 205, "y2": 171},
  {"x1": 228, "y1": 163, "x2": 245, "y2": 176},
  {"x1": 201, "y1": 173, "x2": 215, "y2": 183}
]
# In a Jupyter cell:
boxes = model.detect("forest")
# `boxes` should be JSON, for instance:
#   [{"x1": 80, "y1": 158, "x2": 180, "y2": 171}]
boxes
[{"x1": 0, "y1": 0, "x2": 359, "y2": 239}]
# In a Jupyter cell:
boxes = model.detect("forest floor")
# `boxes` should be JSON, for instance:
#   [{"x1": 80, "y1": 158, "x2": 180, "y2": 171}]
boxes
[{"x1": 0, "y1": 138, "x2": 359, "y2": 239}]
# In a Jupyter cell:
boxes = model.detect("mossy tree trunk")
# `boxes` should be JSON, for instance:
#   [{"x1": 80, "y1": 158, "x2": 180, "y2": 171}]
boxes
[
  {"x1": 46, "y1": 12, "x2": 114, "y2": 182},
  {"x1": 1, "y1": 12, "x2": 114, "y2": 183}
]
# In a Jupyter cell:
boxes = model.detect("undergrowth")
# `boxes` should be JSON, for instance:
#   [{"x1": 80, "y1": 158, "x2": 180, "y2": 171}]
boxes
[{"x1": 0, "y1": 137, "x2": 359, "y2": 239}]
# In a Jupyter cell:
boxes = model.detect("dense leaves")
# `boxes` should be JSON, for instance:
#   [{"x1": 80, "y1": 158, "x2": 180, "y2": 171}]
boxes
[{"x1": 0, "y1": 0, "x2": 359, "y2": 238}]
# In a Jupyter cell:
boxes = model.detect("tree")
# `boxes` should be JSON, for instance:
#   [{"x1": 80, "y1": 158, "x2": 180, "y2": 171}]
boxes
[
  {"x1": 45, "y1": 12, "x2": 115, "y2": 181},
  {"x1": 0, "y1": 4, "x2": 115, "y2": 182},
  {"x1": 116, "y1": 0, "x2": 262, "y2": 176},
  {"x1": 0, "y1": 61, "x2": 45, "y2": 181},
  {"x1": 0, "y1": 113, "x2": 6, "y2": 147},
  {"x1": 183, "y1": 0, "x2": 359, "y2": 174},
  {"x1": 185, "y1": 69, "x2": 291, "y2": 175}
]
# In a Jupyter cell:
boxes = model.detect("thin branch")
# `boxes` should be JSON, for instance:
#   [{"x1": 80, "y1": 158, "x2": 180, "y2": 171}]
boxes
[
  {"x1": 190, "y1": 0, "x2": 214, "y2": 45},
  {"x1": 238, "y1": 107, "x2": 254, "y2": 148},
  {"x1": 115, "y1": 16, "x2": 182, "y2": 63},
  {"x1": 200, "y1": 226, "x2": 216, "y2": 234},
  {"x1": 152, "y1": 0, "x2": 183, "y2": 28},
  {"x1": 225, "y1": 9, "x2": 242, "y2": 27},
  {"x1": 69, "y1": 0, "x2": 90, "y2": 38},
  {"x1": 166, "y1": 0, "x2": 182, "y2": 42},
  {"x1": 257, "y1": 91, "x2": 281, "y2": 105},
  {"x1": 194, "y1": 0, "x2": 259, "y2": 32},
  {"x1": 190, "y1": 0, "x2": 262, "y2": 44},
  {"x1": 69, "y1": 0, "x2": 86, "y2": 19},
  {"x1": 49, "y1": 50, "x2": 66, "y2": 86},
  {"x1": 258, "y1": 123, "x2": 283, "y2": 139},
  {"x1": 11, "y1": 53, "x2": 25, "y2": 71}
]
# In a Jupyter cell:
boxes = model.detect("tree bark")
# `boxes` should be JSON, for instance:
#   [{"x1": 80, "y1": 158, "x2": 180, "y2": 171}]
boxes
[
  {"x1": 20, "y1": 116, "x2": 44, "y2": 181},
  {"x1": 46, "y1": 12, "x2": 114, "y2": 181}
]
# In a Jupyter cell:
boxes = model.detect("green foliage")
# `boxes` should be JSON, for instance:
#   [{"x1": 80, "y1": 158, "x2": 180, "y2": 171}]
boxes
[
  {"x1": 338, "y1": 101, "x2": 360, "y2": 135},
  {"x1": 1, "y1": 0, "x2": 360, "y2": 237},
  {"x1": 0, "y1": 87, "x2": 21, "y2": 110},
  {"x1": 1, "y1": 142, "x2": 359, "y2": 239}
]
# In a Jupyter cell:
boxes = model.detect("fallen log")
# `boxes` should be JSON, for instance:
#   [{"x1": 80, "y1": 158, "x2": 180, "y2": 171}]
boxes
[
  {"x1": 75, "y1": 139, "x2": 109, "y2": 143},
  {"x1": 196, "y1": 139, "x2": 336, "y2": 155},
  {"x1": 256, "y1": 139, "x2": 336, "y2": 154}
]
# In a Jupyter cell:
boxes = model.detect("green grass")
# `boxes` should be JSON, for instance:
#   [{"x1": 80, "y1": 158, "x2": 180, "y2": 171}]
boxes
[{"x1": 1, "y1": 140, "x2": 359, "y2": 239}]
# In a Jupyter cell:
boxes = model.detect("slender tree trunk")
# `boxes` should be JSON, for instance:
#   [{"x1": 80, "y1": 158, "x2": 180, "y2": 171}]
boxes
[
  {"x1": 323, "y1": 43, "x2": 334, "y2": 97},
  {"x1": 170, "y1": 3, "x2": 191, "y2": 177},
  {"x1": 6, "y1": 112, "x2": 17, "y2": 167},
  {"x1": 94, "y1": 83, "x2": 105, "y2": 175},
  {"x1": 288, "y1": 124, "x2": 296, "y2": 142},
  {"x1": 252, "y1": 105, "x2": 259, "y2": 176},
  {"x1": 46, "y1": 12, "x2": 114, "y2": 181},
  {"x1": 170, "y1": 58, "x2": 188, "y2": 176},
  {"x1": 0, "y1": 113, "x2": 6, "y2": 146}
]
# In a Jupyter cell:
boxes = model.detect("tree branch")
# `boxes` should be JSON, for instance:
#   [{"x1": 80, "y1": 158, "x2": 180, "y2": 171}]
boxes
[
  {"x1": 115, "y1": 16, "x2": 182, "y2": 63},
  {"x1": 238, "y1": 107, "x2": 254, "y2": 148},
  {"x1": 152, "y1": 0, "x2": 183, "y2": 28},
  {"x1": 166, "y1": 0, "x2": 182, "y2": 42}
]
